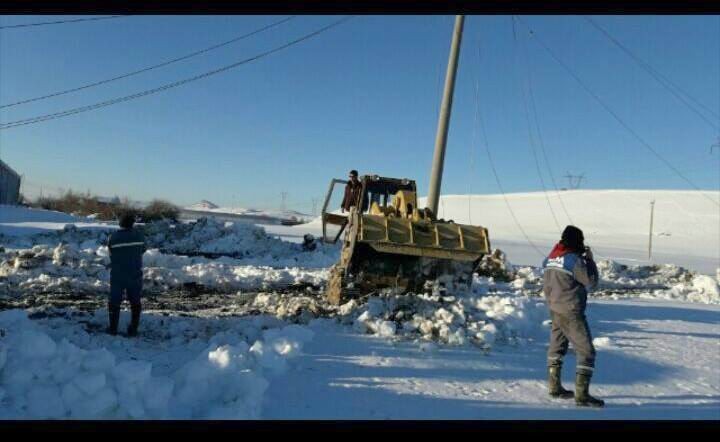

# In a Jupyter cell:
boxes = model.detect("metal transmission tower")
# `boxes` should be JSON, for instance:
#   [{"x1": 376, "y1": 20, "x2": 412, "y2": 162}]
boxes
[
  {"x1": 563, "y1": 172, "x2": 585, "y2": 189},
  {"x1": 280, "y1": 192, "x2": 288, "y2": 212}
]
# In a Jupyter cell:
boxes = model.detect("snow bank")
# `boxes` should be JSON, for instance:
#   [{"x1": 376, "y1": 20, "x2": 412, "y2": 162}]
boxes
[
  {"x1": 0, "y1": 309, "x2": 313, "y2": 419},
  {"x1": 334, "y1": 254, "x2": 719, "y2": 349},
  {"x1": 0, "y1": 205, "x2": 114, "y2": 238},
  {"x1": 0, "y1": 218, "x2": 336, "y2": 297},
  {"x1": 144, "y1": 217, "x2": 337, "y2": 268},
  {"x1": 343, "y1": 275, "x2": 548, "y2": 349},
  {"x1": 490, "y1": 257, "x2": 720, "y2": 306},
  {"x1": 594, "y1": 260, "x2": 720, "y2": 304},
  {"x1": 143, "y1": 249, "x2": 329, "y2": 293}
]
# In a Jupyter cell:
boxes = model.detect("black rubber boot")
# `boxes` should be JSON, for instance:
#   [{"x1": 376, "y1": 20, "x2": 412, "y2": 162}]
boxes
[
  {"x1": 548, "y1": 365, "x2": 574, "y2": 399},
  {"x1": 575, "y1": 372, "x2": 605, "y2": 408},
  {"x1": 127, "y1": 303, "x2": 141, "y2": 337},
  {"x1": 107, "y1": 305, "x2": 120, "y2": 336}
]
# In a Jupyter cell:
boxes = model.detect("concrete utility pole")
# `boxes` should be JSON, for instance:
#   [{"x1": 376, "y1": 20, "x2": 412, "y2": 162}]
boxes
[
  {"x1": 648, "y1": 200, "x2": 655, "y2": 260},
  {"x1": 427, "y1": 15, "x2": 464, "y2": 216}
]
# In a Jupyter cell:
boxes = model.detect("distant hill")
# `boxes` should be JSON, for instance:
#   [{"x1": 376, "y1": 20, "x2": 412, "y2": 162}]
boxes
[
  {"x1": 183, "y1": 202, "x2": 314, "y2": 223},
  {"x1": 188, "y1": 200, "x2": 219, "y2": 211}
]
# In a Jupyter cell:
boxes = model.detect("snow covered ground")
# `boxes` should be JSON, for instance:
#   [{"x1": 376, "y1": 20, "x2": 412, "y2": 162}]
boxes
[
  {"x1": 264, "y1": 299, "x2": 720, "y2": 419},
  {"x1": 0, "y1": 308, "x2": 314, "y2": 419},
  {"x1": 1, "y1": 191, "x2": 719, "y2": 420}
]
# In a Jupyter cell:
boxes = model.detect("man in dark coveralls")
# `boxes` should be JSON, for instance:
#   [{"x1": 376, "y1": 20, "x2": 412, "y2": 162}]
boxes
[{"x1": 107, "y1": 212, "x2": 146, "y2": 337}]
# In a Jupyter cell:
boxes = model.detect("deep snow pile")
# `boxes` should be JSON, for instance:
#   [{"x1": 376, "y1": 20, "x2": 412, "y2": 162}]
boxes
[
  {"x1": 594, "y1": 260, "x2": 720, "y2": 304},
  {"x1": 0, "y1": 218, "x2": 337, "y2": 297},
  {"x1": 2, "y1": 217, "x2": 339, "y2": 268},
  {"x1": 341, "y1": 275, "x2": 549, "y2": 349},
  {"x1": 485, "y1": 256, "x2": 720, "y2": 305},
  {"x1": 0, "y1": 205, "x2": 112, "y2": 238},
  {"x1": 143, "y1": 218, "x2": 336, "y2": 267},
  {"x1": 0, "y1": 243, "x2": 329, "y2": 297},
  {"x1": 329, "y1": 254, "x2": 720, "y2": 347},
  {"x1": 0, "y1": 309, "x2": 313, "y2": 419},
  {"x1": 142, "y1": 250, "x2": 329, "y2": 293}
]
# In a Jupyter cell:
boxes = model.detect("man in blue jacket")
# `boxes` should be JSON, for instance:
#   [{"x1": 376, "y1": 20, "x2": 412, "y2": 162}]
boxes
[
  {"x1": 107, "y1": 212, "x2": 146, "y2": 337},
  {"x1": 542, "y1": 225, "x2": 604, "y2": 407}
]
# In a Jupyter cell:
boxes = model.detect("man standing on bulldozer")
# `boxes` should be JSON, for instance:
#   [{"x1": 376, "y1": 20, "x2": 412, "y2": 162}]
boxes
[
  {"x1": 542, "y1": 225, "x2": 604, "y2": 408},
  {"x1": 341, "y1": 169, "x2": 363, "y2": 213}
]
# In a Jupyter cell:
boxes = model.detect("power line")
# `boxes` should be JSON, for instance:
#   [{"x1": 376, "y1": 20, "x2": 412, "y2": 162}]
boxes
[
  {"x1": 0, "y1": 16, "x2": 354, "y2": 130},
  {"x1": 583, "y1": 16, "x2": 719, "y2": 129},
  {"x1": 515, "y1": 17, "x2": 575, "y2": 226},
  {"x1": 0, "y1": 15, "x2": 128, "y2": 30},
  {"x1": 0, "y1": 16, "x2": 297, "y2": 109},
  {"x1": 511, "y1": 16, "x2": 562, "y2": 232},
  {"x1": 515, "y1": 16, "x2": 720, "y2": 209},
  {"x1": 467, "y1": 20, "x2": 483, "y2": 226},
  {"x1": 473, "y1": 40, "x2": 545, "y2": 258}
]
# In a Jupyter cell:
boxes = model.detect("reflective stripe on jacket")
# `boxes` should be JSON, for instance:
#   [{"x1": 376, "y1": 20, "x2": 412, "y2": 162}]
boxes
[
  {"x1": 108, "y1": 228, "x2": 146, "y2": 286},
  {"x1": 542, "y1": 248, "x2": 598, "y2": 314}
]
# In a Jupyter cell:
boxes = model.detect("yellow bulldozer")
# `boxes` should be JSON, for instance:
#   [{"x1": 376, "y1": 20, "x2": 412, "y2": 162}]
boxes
[{"x1": 321, "y1": 174, "x2": 491, "y2": 304}]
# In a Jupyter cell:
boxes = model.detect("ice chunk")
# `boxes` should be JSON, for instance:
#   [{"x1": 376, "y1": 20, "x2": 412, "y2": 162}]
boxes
[
  {"x1": 17, "y1": 330, "x2": 57, "y2": 359},
  {"x1": 338, "y1": 299, "x2": 357, "y2": 316},
  {"x1": 373, "y1": 320, "x2": 397, "y2": 338},
  {"x1": 262, "y1": 325, "x2": 314, "y2": 358},
  {"x1": 143, "y1": 376, "x2": 174, "y2": 417},
  {"x1": 69, "y1": 387, "x2": 117, "y2": 418},
  {"x1": 366, "y1": 297, "x2": 386, "y2": 318},
  {"x1": 250, "y1": 341, "x2": 287, "y2": 375},
  {"x1": 0, "y1": 309, "x2": 29, "y2": 328},
  {"x1": 434, "y1": 308, "x2": 455, "y2": 324},
  {"x1": 82, "y1": 348, "x2": 116, "y2": 372},
  {"x1": 118, "y1": 385, "x2": 146, "y2": 419},
  {"x1": 73, "y1": 372, "x2": 106, "y2": 396},
  {"x1": 80, "y1": 239, "x2": 98, "y2": 250},
  {"x1": 27, "y1": 385, "x2": 66, "y2": 419},
  {"x1": 62, "y1": 381, "x2": 85, "y2": 410},
  {"x1": 592, "y1": 337, "x2": 612, "y2": 348},
  {"x1": 113, "y1": 360, "x2": 152, "y2": 386},
  {"x1": 208, "y1": 346, "x2": 232, "y2": 369},
  {"x1": 692, "y1": 275, "x2": 720, "y2": 299}
]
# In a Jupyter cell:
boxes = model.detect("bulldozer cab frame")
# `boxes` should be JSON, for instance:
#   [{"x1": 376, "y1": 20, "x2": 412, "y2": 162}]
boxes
[{"x1": 321, "y1": 175, "x2": 417, "y2": 244}]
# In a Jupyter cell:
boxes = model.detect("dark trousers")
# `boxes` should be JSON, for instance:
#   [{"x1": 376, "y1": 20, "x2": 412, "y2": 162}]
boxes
[
  {"x1": 109, "y1": 281, "x2": 142, "y2": 309},
  {"x1": 547, "y1": 310, "x2": 596, "y2": 374}
]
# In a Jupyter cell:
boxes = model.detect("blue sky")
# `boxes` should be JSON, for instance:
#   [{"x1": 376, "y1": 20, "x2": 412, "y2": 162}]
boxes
[{"x1": 1, "y1": 15, "x2": 718, "y2": 213}]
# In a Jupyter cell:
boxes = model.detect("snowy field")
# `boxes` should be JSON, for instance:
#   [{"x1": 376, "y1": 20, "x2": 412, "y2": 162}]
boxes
[
  {"x1": 265, "y1": 190, "x2": 720, "y2": 274},
  {"x1": 0, "y1": 190, "x2": 718, "y2": 420}
]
